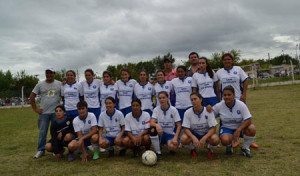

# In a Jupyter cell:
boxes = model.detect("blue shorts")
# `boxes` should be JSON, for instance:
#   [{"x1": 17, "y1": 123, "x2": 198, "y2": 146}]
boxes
[
  {"x1": 191, "y1": 131, "x2": 205, "y2": 140},
  {"x1": 219, "y1": 127, "x2": 244, "y2": 137},
  {"x1": 143, "y1": 109, "x2": 153, "y2": 116},
  {"x1": 75, "y1": 138, "x2": 91, "y2": 147},
  {"x1": 160, "y1": 132, "x2": 175, "y2": 145},
  {"x1": 120, "y1": 106, "x2": 132, "y2": 116},
  {"x1": 104, "y1": 135, "x2": 126, "y2": 146},
  {"x1": 88, "y1": 108, "x2": 100, "y2": 122},
  {"x1": 203, "y1": 97, "x2": 219, "y2": 106},
  {"x1": 66, "y1": 110, "x2": 79, "y2": 119}
]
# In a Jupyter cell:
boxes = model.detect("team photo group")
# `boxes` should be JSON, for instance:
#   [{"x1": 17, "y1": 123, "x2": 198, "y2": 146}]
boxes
[{"x1": 30, "y1": 52, "x2": 258, "y2": 164}]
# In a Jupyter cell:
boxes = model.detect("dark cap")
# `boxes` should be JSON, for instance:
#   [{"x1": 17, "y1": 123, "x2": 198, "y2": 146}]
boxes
[{"x1": 164, "y1": 57, "x2": 172, "y2": 63}]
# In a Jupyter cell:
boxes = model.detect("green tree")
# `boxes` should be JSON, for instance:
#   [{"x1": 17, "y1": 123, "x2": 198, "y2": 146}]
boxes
[{"x1": 54, "y1": 69, "x2": 67, "y2": 82}]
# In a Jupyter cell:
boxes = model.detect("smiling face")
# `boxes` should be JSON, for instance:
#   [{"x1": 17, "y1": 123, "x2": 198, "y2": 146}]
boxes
[
  {"x1": 223, "y1": 89, "x2": 235, "y2": 105},
  {"x1": 103, "y1": 73, "x2": 112, "y2": 85},
  {"x1": 121, "y1": 71, "x2": 129, "y2": 82},
  {"x1": 222, "y1": 56, "x2": 234, "y2": 69},
  {"x1": 66, "y1": 71, "x2": 75, "y2": 83},
  {"x1": 132, "y1": 101, "x2": 141, "y2": 116},
  {"x1": 158, "y1": 92, "x2": 169, "y2": 107},
  {"x1": 156, "y1": 71, "x2": 165, "y2": 83},
  {"x1": 45, "y1": 70, "x2": 55, "y2": 82},
  {"x1": 85, "y1": 71, "x2": 93, "y2": 83},
  {"x1": 177, "y1": 67, "x2": 186, "y2": 79},
  {"x1": 139, "y1": 71, "x2": 147, "y2": 83},
  {"x1": 199, "y1": 58, "x2": 207, "y2": 72},
  {"x1": 189, "y1": 54, "x2": 199, "y2": 65},
  {"x1": 105, "y1": 98, "x2": 115, "y2": 112},
  {"x1": 78, "y1": 107, "x2": 88, "y2": 118}
]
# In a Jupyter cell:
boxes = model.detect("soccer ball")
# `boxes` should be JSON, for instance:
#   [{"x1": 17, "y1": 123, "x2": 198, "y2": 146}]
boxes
[{"x1": 141, "y1": 150, "x2": 157, "y2": 166}]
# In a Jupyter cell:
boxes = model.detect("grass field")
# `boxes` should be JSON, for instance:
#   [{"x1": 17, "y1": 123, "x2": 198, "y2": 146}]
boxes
[{"x1": 0, "y1": 84, "x2": 300, "y2": 176}]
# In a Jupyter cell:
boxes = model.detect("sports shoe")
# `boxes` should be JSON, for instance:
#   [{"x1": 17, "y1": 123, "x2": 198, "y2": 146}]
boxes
[
  {"x1": 190, "y1": 149, "x2": 197, "y2": 158},
  {"x1": 232, "y1": 141, "x2": 240, "y2": 148},
  {"x1": 132, "y1": 147, "x2": 140, "y2": 158},
  {"x1": 33, "y1": 151, "x2": 45, "y2": 159},
  {"x1": 68, "y1": 153, "x2": 75, "y2": 162},
  {"x1": 207, "y1": 149, "x2": 214, "y2": 159},
  {"x1": 250, "y1": 142, "x2": 259, "y2": 148},
  {"x1": 119, "y1": 148, "x2": 126, "y2": 156},
  {"x1": 100, "y1": 147, "x2": 106, "y2": 153},
  {"x1": 226, "y1": 145, "x2": 233, "y2": 155},
  {"x1": 108, "y1": 148, "x2": 114, "y2": 157},
  {"x1": 156, "y1": 153, "x2": 162, "y2": 161},
  {"x1": 241, "y1": 148, "x2": 252, "y2": 158},
  {"x1": 93, "y1": 152, "x2": 100, "y2": 160}
]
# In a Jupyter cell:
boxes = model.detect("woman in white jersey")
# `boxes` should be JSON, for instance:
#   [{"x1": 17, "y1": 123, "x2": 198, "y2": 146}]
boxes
[
  {"x1": 212, "y1": 85, "x2": 256, "y2": 158},
  {"x1": 81, "y1": 69, "x2": 101, "y2": 122},
  {"x1": 170, "y1": 65, "x2": 193, "y2": 121},
  {"x1": 122, "y1": 99, "x2": 151, "y2": 157},
  {"x1": 192, "y1": 57, "x2": 220, "y2": 106},
  {"x1": 116, "y1": 68, "x2": 137, "y2": 116},
  {"x1": 134, "y1": 70, "x2": 155, "y2": 116},
  {"x1": 61, "y1": 70, "x2": 83, "y2": 119},
  {"x1": 154, "y1": 70, "x2": 172, "y2": 107},
  {"x1": 100, "y1": 71, "x2": 118, "y2": 112},
  {"x1": 150, "y1": 91, "x2": 181, "y2": 158},
  {"x1": 180, "y1": 92, "x2": 220, "y2": 159},
  {"x1": 216, "y1": 53, "x2": 258, "y2": 148},
  {"x1": 93, "y1": 96, "x2": 126, "y2": 157}
]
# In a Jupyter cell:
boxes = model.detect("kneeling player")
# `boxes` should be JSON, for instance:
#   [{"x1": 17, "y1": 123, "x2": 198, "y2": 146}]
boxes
[
  {"x1": 150, "y1": 91, "x2": 181, "y2": 158},
  {"x1": 122, "y1": 99, "x2": 151, "y2": 157},
  {"x1": 45, "y1": 105, "x2": 75, "y2": 161},
  {"x1": 67, "y1": 101, "x2": 98, "y2": 163},
  {"x1": 93, "y1": 97, "x2": 125, "y2": 158},
  {"x1": 180, "y1": 93, "x2": 220, "y2": 159},
  {"x1": 212, "y1": 85, "x2": 256, "y2": 158}
]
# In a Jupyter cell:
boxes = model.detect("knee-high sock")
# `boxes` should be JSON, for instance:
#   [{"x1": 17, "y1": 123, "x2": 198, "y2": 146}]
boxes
[
  {"x1": 208, "y1": 144, "x2": 217, "y2": 152},
  {"x1": 150, "y1": 135, "x2": 161, "y2": 154},
  {"x1": 243, "y1": 135, "x2": 255, "y2": 150},
  {"x1": 92, "y1": 143, "x2": 99, "y2": 152}
]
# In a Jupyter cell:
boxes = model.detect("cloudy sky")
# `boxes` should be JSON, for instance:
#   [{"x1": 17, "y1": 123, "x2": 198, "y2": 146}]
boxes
[{"x1": 1, "y1": 0, "x2": 299, "y2": 80}]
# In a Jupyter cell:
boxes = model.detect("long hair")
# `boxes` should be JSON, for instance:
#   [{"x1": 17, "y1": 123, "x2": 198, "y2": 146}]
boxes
[{"x1": 199, "y1": 57, "x2": 214, "y2": 79}]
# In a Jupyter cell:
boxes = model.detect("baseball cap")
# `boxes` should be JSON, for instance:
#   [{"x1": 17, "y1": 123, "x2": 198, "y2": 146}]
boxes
[{"x1": 45, "y1": 66, "x2": 55, "y2": 72}]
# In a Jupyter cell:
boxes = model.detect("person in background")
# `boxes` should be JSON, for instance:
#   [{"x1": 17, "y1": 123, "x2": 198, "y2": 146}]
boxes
[
  {"x1": 187, "y1": 52, "x2": 200, "y2": 77},
  {"x1": 30, "y1": 66, "x2": 61, "y2": 159},
  {"x1": 164, "y1": 57, "x2": 178, "y2": 81}
]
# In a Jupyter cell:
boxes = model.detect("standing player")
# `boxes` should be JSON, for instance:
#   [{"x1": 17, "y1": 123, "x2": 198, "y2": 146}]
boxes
[
  {"x1": 192, "y1": 57, "x2": 220, "y2": 106},
  {"x1": 122, "y1": 99, "x2": 151, "y2": 157},
  {"x1": 67, "y1": 101, "x2": 98, "y2": 162},
  {"x1": 30, "y1": 67, "x2": 61, "y2": 159},
  {"x1": 134, "y1": 70, "x2": 155, "y2": 116},
  {"x1": 180, "y1": 93, "x2": 220, "y2": 158},
  {"x1": 116, "y1": 68, "x2": 137, "y2": 116},
  {"x1": 45, "y1": 105, "x2": 75, "y2": 161},
  {"x1": 216, "y1": 53, "x2": 258, "y2": 148},
  {"x1": 153, "y1": 70, "x2": 172, "y2": 107},
  {"x1": 150, "y1": 91, "x2": 182, "y2": 157},
  {"x1": 61, "y1": 70, "x2": 83, "y2": 119},
  {"x1": 212, "y1": 86, "x2": 256, "y2": 158},
  {"x1": 100, "y1": 71, "x2": 118, "y2": 112},
  {"x1": 94, "y1": 97, "x2": 126, "y2": 157},
  {"x1": 81, "y1": 69, "x2": 101, "y2": 122},
  {"x1": 170, "y1": 66, "x2": 193, "y2": 121},
  {"x1": 163, "y1": 57, "x2": 178, "y2": 81}
]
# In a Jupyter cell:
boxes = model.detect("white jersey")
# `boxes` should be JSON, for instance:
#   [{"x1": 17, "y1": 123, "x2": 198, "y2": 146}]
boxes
[
  {"x1": 100, "y1": 84, "x2": 118, "y2": 112},
  {"x1": 154, "y1": 81, "x2": 172, "y2": 107},
  {"x1": 192, "y1": 71, "x2": 218, "y2": 98},
  {"x1": 61, "y1": 82, "x2": 83, "y2": 111},
  {"x1": 182, "y1": 107, "x2": 218, "y2": 136},
  {"x1": 81, "y1": 79, "x2": 101, "y2": 108},
  {"x1": 171, "y1": 77, "x2": 193, "y2": 109},
  {"x1": 73, "y1": 112, "x2": 97, "y2": 135},
  {"x1": 125, "y1": 111, "x2": 151, "y2": 137},
  {"x1": 98, "y1": 109, "x2": 125, "y2": 138},
  {"x1": 116, "y1": 79, "x2": 137, "y2": 109},
  {"x1": 152, "y1": 105, "x2": 181, "y2": 135},
  {"x1": 213, "y1": 100, "x2": 251, "y2": 130},
  {"x1": 134, "y1": 82, "x2": 154, "y2": 110},
  {"x1": 216, "y1": 66, "x2": 248, "y2": 99}
]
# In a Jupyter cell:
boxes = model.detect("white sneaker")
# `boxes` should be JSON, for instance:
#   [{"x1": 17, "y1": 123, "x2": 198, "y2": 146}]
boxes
[
  {"x1": 99, "y1": 148, "x2": 106, "y2": 153},
  {"x1": 33, "y1": 151, "x2": 45, "y2": 159}
]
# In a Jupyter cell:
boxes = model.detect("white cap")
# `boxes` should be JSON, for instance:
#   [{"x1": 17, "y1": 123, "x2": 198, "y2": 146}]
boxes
[{"x1": 45, "y1": 66, "x2": 55, "y2": 72}]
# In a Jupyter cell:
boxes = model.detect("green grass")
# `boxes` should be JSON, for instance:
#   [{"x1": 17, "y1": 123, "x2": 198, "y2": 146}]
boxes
[{"x1": 0, "y1": 84, "x2": 300, "y2": 176}]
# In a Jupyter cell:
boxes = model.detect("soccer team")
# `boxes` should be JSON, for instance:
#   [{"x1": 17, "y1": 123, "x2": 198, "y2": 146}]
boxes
[{"x1": 30, "y1": 52, "x2": 258, "y2": 163}]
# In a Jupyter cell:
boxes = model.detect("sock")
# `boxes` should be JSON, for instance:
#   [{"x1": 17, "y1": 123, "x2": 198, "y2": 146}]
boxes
[
  {"x1": 150, "y1": 135, "x2": 161, "y2": 154},
  {"x1": 207, "y1": 144, "x2": 217, "y2": 152},
  {"x1": 243, "y1": 135, "x2": 255, "y2": 150},
  {"x1": 92, "y1": 144, "x2": 99, "y2": 152},
  {"x1": 184, "y1": 143, "x2": 195, "y2": 150}
]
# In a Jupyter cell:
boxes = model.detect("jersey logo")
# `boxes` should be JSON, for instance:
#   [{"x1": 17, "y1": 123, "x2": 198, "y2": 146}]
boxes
[
  {"x1": 93, "y1": 85, "x2": 97, "y2": 89},
  {"x1": 110, "y1": 88, "x2": 114, "y2": 91},
  {"x1": 74, "y1": 87, "x2": 78, "y2": 90},
  {"x1": 148, "y1": 87, "x2": 151, "y2": 91},
  {"x1": 237, "y1": 110, "x2": 241, "y2": 114},
  {"x1": 66, "y1": 121, "x2": 70, "y2": 125},
  {"x1": 234, "y1": 71, "x2": 237, "y2": 74},
  {"x1": 205, "y1": 115, "x2": 208, "y2": 119},
  {"x1": 88, "y1": 120, "x2": 91, "y2": 124},
  {"x1": 142, "y1": 121, "x2": 145, "y2": 125},
  {"x1": 115, "y1": 118, "x2": 118, "y2": 122},
  {"x1": 165, "y1": 86, "x2": 169, "y2": 89},
  {"x1": 188, "y1": 80, "x2": 192, "y2": 84},
  {"x1": 129, "y1": 84, "x2": 133, "y2": 88},
  {"x1": 170, "y1": 114, "x2": 173, "y2": 119}
]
